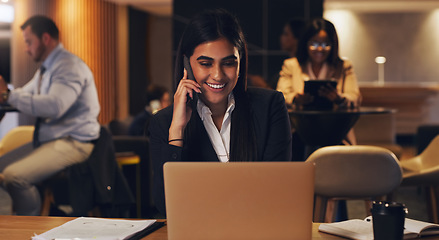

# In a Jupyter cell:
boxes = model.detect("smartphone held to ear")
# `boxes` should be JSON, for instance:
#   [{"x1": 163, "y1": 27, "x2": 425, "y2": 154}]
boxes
[
  {"x1": 183, "y1": 56, "x2": 199, "y2": 109},
  {"x1": 184, "y1": 56, "x2": 195, "y2": 81}
]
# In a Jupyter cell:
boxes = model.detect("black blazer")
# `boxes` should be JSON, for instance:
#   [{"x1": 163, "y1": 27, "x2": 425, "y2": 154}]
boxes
[
  {"x1": 68, "y1": 127, "x2": 135, "y2": 217},
  {"x1": 148, "y1": 87, "x2": 292, "y2": 216}
]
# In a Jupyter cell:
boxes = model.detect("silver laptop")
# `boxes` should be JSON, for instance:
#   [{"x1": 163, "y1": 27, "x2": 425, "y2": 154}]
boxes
[{"x1": 164, "y1": 162, "x2": 315, "y2": 240}]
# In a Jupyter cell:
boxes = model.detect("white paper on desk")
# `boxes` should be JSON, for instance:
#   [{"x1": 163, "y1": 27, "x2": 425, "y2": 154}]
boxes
[{"x1": 31, "y1": 217, "x2": 156, "y2": 240}]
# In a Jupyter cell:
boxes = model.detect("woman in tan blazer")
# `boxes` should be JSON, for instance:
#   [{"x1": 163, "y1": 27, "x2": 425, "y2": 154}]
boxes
[{"x1": 276, "y1": 18, "x2": 361, "y2": 109}]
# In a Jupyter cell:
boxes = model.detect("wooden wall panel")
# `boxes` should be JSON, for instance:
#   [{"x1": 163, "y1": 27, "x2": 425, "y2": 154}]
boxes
[
  {"x1": 12, "y1": 0, "x2": 122, "y2": 124},
  {"x1": 11, "y1": 0, "x2": 48, "y2": 89}
]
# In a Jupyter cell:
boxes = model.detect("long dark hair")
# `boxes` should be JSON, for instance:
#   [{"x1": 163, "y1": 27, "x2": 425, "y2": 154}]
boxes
[
  {"x1": 296, "y1": 18, "x2": 344, "y2": 78},
  {"x1": 174, "y1": 8, "x2": 257, "y2": 161}
]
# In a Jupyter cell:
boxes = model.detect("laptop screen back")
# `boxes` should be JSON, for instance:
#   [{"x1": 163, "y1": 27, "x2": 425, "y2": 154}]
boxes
[{"x1": 164, "y1": 162, "x2": 315, "y2": 240}]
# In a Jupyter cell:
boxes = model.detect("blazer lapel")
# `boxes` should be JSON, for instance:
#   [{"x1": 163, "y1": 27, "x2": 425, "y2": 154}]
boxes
[{"x1": 183, "y1": 110, "x2": 219, "y2": 161}]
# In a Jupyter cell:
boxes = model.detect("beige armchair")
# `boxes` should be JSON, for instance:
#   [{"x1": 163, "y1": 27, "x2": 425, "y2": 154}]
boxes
[
  {"x1": 400, "y1": 134, "x2": 439, "y2": 223},
  {"x1": 306, "y1": 145, "x2": 402, "y2": 222}
]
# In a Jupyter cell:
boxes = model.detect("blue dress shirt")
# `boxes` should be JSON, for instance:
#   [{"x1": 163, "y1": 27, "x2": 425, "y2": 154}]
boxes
[{"x1": 8, "y1": 43, "x2": 100, "y2": 142}]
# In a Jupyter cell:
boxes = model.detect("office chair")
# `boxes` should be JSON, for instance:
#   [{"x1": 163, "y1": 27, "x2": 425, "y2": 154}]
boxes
[
  {"x1": 306, "y1": 145, "x2": 402, "y2": 223},
  {"x1": 41, "y1": 126, "x2": 135, "y2": 217},
  {"x1": 415, "y1": 124, "x2": 439, "y2": 154},
  {"x1": 400, "y1": 134, "x2": 439, "y2": 223},
  {"x1": 107, "y1": 119, "x2": 153, "y2": 218}
]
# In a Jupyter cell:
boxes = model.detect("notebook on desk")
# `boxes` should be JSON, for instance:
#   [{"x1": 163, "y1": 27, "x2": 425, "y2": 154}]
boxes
[{"x1": 164, "y1": 162, "x2": 315, "y2": 240}]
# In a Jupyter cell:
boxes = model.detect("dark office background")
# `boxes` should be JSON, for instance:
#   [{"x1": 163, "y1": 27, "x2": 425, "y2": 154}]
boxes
[
  {"x1": 173, "y1": 0, "x2": 323, "y2": 89},
  {"x1": 129, "y1": 7, "x2": 150, "y2": 115},
  {"x1": 0, "y1": 0, "x2": 323, "y2": 115}
]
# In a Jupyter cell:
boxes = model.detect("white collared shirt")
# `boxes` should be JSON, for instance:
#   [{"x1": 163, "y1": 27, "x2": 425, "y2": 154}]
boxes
[
  {"x1": 197, "y1": 94, "x2": 235, "y2": 162},
  {"x1": 307, "y1": 62, "x2": 329, "y2": 79}
]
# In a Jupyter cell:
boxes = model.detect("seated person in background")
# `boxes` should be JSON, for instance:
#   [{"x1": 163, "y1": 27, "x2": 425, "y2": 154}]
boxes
[
  {"x1": 277, "y1": 18, "x2": 361, "y2": 158},
  {"x1": 148, "y1": 8, "x2": 292, "y2": 216},
  {"x1": 276, "y1": 18, "x2": 361, "y2": 109},
  {"x1": 0, "y1": 15, "x2": 100, "y2": 215},
  {"x1": 128, "y1": 84, "x2": 170, "y2": 136},
  {"x1": 280, "y1": 18, "x2": 306, "y2": 59},
  {"x1": 267, "y1": 18, "x2": 306, "y2": 89}
]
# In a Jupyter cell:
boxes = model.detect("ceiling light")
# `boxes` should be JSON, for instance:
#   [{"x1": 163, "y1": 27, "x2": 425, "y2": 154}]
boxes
[{"x1": 0, "y1": 4, "x2": 13, "y2": 23}]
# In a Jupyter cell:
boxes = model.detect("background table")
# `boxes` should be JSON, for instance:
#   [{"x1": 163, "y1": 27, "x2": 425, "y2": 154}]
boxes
[{"x1": 289, "y1": 107, "x2": 396, "y2": 147}]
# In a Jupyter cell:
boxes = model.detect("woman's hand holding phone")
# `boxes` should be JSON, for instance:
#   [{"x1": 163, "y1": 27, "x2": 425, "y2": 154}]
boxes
[
  {"x1": 293, "y1": 93, "x2": 313, "y2": 106},
  {"x1": 168, "y1": 69, "x2": 201, "y2": 146},
  {"x1": 318, "y1": 83, "x2": 340, "y2": 102}
]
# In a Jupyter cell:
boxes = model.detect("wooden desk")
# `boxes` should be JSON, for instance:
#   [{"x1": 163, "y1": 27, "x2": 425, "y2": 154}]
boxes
[
  {"x1": 1, "y1": 215, "x2": 438, "y2": 239},
  {"x1": 146, "y1": 223, "x2": 344, "y2": 240}
]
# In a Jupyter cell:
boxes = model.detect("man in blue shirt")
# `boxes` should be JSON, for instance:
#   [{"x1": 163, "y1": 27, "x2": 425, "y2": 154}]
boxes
[{"x1": 0, "y1": 15, "x2": 100, "y2": 215}]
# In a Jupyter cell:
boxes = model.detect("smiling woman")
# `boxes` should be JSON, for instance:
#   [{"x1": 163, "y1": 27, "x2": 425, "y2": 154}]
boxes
[
  {"x1": 189, "y1": 38, "x2": 239, "y2": 111},
  {"x1": 147, "y1": 8, "x2": 293, "y2": 217}
]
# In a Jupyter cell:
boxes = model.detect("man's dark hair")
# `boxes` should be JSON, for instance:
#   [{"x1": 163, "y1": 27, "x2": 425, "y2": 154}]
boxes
[{"x1": 21, "y1": 15, "x2": 59, "y2": 40}]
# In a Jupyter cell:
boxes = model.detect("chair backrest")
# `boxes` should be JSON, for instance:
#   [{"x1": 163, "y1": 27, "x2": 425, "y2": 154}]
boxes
[
  {"x1": 306, "y1": 145, "x2": 402, "y2": 198},
  {"x1": 416, "y1": 134, "x2": 439, "y2": 169},
  {"x1": 108, "y1": 117, "x2": 133, "y2": 136},
  {"x1": 416, "y1": 125, "x2": 439, "y2": 154},
  {"x1": 0, "y1": 125, "x2": 34, "y2": 156}
]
